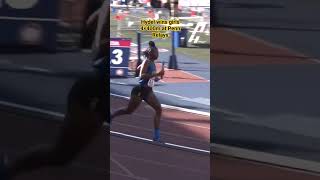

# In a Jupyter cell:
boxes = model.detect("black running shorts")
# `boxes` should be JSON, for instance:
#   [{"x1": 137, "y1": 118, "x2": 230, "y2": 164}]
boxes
[{"x1": 131, "y1": 85, "x2": 152, "y2": 101}]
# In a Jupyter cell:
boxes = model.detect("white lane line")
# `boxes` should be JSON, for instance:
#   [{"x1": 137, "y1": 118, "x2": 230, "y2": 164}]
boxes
[
  {"x1": 153, "y1": 90, "x2": 189, "y2": 99},
  {"x1": 153, "y1": 90, "x2": 210, "y2": 106},
  {"x1": 111, "y1": 155, "x2": 135, "y2": 177},
  {"x1": 113, "y1": 122, "x2": 208, "y2": 142},
  {"x1": 110, "y1": 80, "x2": 129, "y2": 85},
  {"x1": 112, "y1": 131, "x2": 152, "y2": 142},
  {"x1": 110, "y1": 93, "x2": 210, "y2": 116},
  {"x1": 212, "y1": 106, "x2": 248, "y2": 118},
  {"x1": 0, "y1": 100, "x2": 64, "y2": 118},
  {"x1": 165, "y1": 142, "x2": 209, "y2": 154},
  {"x1": 180, "y1": 69, "x2": 210, "y2": 82},
  {"x1": 22, "y1": 66, "x2": 51, "y2": 73},
  {"x1": 211, "y1": 143, "x2": 320, "y2": 174},
  {"x1": 111, "y1": 131, "x2": 210, "y2": 155},
  {"x1": 226, "y1": 28, "x2": 320, "y2": 64}
]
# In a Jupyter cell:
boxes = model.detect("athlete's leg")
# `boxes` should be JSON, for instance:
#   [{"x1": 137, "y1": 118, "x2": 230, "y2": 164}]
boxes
[
  {"x1": 5, "y1": 76, "x2": 106, "y2": 179},
  {"x1": 144, "y1": 91, "x2": 162, "y2": 141},
  {"x1": 110, "y1": 87, "x2": 142, "y2": 121}
]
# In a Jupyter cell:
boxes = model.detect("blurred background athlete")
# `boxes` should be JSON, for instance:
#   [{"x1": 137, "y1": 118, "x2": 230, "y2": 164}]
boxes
[{"x1": 0, "y1": 0, "x2": 109, "y2": 179}]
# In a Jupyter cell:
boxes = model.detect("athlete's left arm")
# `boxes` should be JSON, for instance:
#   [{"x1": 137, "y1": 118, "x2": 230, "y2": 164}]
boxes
[
  {"x1": 86, "y1": 8, "x2": 100, "y2": 27},
  {"x1": 95, "y1": 0, "x2": 109, "y2": 49}
]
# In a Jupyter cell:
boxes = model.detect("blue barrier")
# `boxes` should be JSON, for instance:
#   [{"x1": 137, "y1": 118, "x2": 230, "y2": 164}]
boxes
[{"x1": 173, "y1": 31, "x2": 179, "y2": 48}]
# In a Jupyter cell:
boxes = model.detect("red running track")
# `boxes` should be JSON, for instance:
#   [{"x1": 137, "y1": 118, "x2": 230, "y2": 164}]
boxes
[
  {"x1": 212, "y1": 154, "x2": 320, "y2": 180},
  {"x1": 110, "y1": 95, "x2": 210, "y2": 180},
  {"x1": 155, "y1": 63, "x2": 209, "y2": 83}
]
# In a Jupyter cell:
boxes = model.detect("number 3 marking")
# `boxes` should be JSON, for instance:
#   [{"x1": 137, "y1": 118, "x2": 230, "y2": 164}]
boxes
[{"x1": 111, "y1": 49, "x2": 123, "y2": 65}]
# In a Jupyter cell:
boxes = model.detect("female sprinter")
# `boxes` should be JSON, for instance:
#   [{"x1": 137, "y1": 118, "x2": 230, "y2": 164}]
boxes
[
  {"x1": 0, "y1": 0, "x2": 109, "y2": 179},
  {"x1": 111, "y1": 41, "x2": 165, "y2": 142}
]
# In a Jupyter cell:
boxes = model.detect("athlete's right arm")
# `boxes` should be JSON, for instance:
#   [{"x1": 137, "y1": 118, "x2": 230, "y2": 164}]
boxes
[{"x1": 140, "y1": 60, "x2": 161, "y2": 80}]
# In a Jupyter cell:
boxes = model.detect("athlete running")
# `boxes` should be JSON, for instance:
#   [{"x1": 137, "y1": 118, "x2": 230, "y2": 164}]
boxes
[
  {"x1": 0, "y1": 0, "x2": 109, "y2": 179},
  {"x1": 110, "y1": 40, "x2": 165, "y2": 142}
]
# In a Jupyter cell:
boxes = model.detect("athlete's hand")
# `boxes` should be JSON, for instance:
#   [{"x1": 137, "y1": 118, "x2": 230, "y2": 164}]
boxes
[{"x1": 158, "y1": 69, "x2": 165, "y2": 77}]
